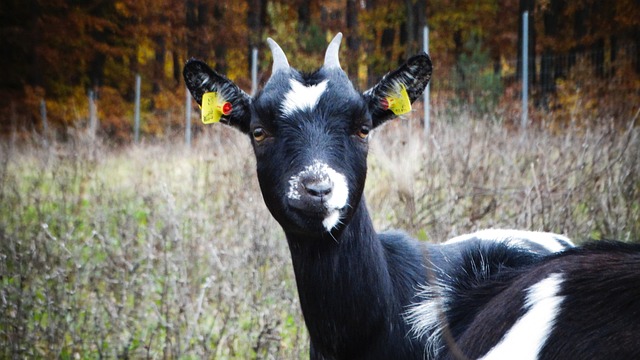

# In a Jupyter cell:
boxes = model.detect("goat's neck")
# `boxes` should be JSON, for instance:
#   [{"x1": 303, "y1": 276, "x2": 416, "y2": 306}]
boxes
[{"x1": 285, "y1": 198, "x2": 395, "y2": 353}]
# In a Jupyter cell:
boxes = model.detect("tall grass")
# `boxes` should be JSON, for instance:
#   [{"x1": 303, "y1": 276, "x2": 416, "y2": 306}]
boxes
[
  {"x1": 1, "y1": 128, "x2": 305, "y2": 359},
  {"x1": 1, "y1": 112, "x2": 638, "y2": 358},
  {"x1": 369, "y1": 113, "x2": 640, "y2": 242}
]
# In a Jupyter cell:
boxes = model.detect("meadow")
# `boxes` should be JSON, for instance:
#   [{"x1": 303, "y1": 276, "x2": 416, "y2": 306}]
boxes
[{"x1": 1, "y1": 110, "x2": 639, "y2": 359}]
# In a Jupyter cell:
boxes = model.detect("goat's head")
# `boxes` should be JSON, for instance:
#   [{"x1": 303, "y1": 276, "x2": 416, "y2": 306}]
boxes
[{"x1": 184, "y1": 33, "x2": 431, "y2": 238}]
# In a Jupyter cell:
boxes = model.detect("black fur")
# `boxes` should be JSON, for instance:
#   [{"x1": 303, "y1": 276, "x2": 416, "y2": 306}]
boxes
[
  {"x1": 443, "y1": 241, "x2": 640, "y2": 360},
  {"x1": 289, "y1": 211, "x2": 558, "y2": 359},
  {"x1": 439, "y1": 242, "x2": 548, "y2": 341}
]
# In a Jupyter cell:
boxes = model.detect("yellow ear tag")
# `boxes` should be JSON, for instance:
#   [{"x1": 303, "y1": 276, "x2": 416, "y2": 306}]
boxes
[
  {"x1": 201, "y1": 92, "x2": 232, "y2": 124},
  {"x1": 383, "y1": 83, "x2": 412, "y2": 115}
]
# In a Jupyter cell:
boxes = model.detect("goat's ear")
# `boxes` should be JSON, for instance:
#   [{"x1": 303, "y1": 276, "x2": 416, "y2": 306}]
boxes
[
  {"x1": 183, "y1": 59, "x2": 252, "y2": 134},
  {"x1": 364, "y1": 53, "x2": 432, "y2": 129}
]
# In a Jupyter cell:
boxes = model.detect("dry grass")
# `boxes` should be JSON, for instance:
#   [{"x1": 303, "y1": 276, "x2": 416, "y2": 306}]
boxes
[
  {"x1": 369, "y1": 113, "x2": 640, "y2": 243},
  {"x1": 1, "y1": 111, "x2": 639, "y2": 358}
]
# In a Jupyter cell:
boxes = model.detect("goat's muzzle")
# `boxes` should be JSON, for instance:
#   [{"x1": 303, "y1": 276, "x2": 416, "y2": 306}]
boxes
[{"x1": 286, "y1": 161, "x2": 349, "y2": 231}]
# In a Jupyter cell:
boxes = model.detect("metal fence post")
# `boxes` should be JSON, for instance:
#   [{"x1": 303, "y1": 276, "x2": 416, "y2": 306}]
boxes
[
  {"x1": 251, "y1": 47, "x2": 259, "y2": 96},
  {"x1": 521, "y1": 11, "x2": 529, "y2": 131},
  {"x1": 134, "y1": 74, "x2": 141, "y2": 143},
  {"x1": 423, "y1": 25, "x2": 430, "y2": 137},
  {"x1": 185, "y1": 86, "x2": 192, "y2": 148},
  {"x1": 88, "y1": 90, "x2": 97, "y2": 136}
]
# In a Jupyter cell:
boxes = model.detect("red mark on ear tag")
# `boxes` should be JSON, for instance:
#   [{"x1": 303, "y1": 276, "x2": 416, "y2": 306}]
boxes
[
  {"x1": 221, "y1": 102, "x2": 232, "y2": 115},
  {"x1": 380, "y1": 98, "x2": 390, "y2": 110}
]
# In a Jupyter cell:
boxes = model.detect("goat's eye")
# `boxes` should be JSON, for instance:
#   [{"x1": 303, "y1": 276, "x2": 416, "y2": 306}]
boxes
[
  {"x1": 252, "y1": 127, "x2": 267, "y2": 142},
  {"x1": 357, "y1": 125, "x2": 370, "y2": 139}
]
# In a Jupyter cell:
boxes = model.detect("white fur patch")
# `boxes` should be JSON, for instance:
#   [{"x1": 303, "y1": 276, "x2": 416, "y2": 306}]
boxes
[
  {"x1": 445, "y1": 229, "x2": 574, "y2": 253},
  {"x1": 287, "y1": 178, "x2": 302, "y2": 200},
  {"x1": 479, "y1": 273, "x2": 565, "y2": 360},
  {"x1": 281, "y1": 79, "x2": 328, "y2": 116},
  {"x1": 286, "y1": 160, "x2": 349, "y2": 231},
  {"x1": 404, "y1": 281, "x2": 450, "y2": 358},
  {"x1": 322, "y1": 210, "x2": 341, "y2": 231},
  {"x1": 200, "y1": 76, "x2": 211, "y2": 88},
  {"x1": 323, "y1": 165, "x2": 348, "y2": 212}
]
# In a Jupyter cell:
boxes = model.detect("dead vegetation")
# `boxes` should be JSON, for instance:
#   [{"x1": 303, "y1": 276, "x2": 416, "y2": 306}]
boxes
[{"x1": 1, "y1": 110, "x2": 638, "y2": 358}]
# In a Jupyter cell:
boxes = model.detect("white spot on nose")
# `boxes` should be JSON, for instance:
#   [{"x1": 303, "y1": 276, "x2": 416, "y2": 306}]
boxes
[
  {"x1": 286, "y1": 160, "x2": 349, "y2": 232},
  {"x1": 287, "y1": 176, "x2": 302, "y2": 200},
  {"x1": 281, "y1": 79, "x2": 329, "y2": 116}
]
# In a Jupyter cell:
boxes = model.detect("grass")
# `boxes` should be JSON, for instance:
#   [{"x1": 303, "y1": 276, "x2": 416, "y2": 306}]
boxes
[
  {"x1": 1, "y1": 111, "x2": 639, "y2": 358},
  {"x1": 368, "y1": 114, "x2": 640, "y2": 242}
]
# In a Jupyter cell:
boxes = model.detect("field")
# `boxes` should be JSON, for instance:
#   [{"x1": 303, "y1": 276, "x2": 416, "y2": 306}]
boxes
[{"x1": 1, "y1": 112, "x2": 639, "y2": 359}]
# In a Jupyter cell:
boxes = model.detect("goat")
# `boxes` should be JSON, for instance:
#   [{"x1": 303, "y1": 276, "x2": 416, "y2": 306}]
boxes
[{"x1": 183, "y1": 33, "x2": 573, "y2": 359}]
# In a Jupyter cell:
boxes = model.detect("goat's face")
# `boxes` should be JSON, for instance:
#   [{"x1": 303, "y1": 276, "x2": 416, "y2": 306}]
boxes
[
  {"x1": 250, "y1": 67, "x2": 369, "y2": 235},
  {"x1": 184, "y1": 33, "x2": 432, "y2": 238}
]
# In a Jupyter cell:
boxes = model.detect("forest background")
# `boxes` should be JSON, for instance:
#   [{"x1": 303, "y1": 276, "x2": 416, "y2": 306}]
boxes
[
  {"x1": 1, "y1": 1, "x2": 640, "y2": 358},
  {"x1": 1, "y1": 0, "x2": 639, "y2": 140}
]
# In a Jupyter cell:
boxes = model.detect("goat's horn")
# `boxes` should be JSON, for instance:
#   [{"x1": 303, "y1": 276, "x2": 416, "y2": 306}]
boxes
[
  {"x1": 267, "y1": 38, "x2": 290, "y2": 74},
  {"x1": 323, "y1": 32, "x2": 343, "y2": 70}
]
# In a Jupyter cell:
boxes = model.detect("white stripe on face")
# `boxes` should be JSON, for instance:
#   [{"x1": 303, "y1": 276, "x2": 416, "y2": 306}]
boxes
[
  {"x1": 323, "y1": 165, "x2": 348, "y2": 212},
  {"x1": 281, "y1": 79, "x2": 329, "y2": 116},
  {"x1": 479, "y1": 273, "x2": 565, "y2": 360},
  {"x1": 320, "y1": 164, "x2": 348, "y2": 231}
]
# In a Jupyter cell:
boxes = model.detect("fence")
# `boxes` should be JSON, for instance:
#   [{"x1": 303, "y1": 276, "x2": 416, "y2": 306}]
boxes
[{"x1": 32, "y1": 16, "x2": 639, "y2": 145}]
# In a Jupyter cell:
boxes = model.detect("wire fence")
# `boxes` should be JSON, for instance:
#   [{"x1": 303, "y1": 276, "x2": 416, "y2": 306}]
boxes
[
  {"x1": 15, "y1": 34, "x2": 640, "y2": 145},
  {"x1": 433, "y1": 42, "x2": 639, "y2": 96}
]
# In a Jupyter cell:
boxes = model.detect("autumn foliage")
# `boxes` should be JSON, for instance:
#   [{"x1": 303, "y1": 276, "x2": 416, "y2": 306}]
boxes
[{"x1": 1, "y1": 0, "x2": 639, "y2": 141}]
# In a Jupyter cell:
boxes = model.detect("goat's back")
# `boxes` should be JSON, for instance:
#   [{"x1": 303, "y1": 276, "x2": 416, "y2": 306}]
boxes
[{"x1": 446, "y1": 241, "x2": 640, "y2": 360}]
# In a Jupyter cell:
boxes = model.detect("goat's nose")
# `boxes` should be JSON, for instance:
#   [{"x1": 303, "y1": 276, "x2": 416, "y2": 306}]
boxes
[{"x1": 302, "y1": 177, "x2": 333, "y2": 198}]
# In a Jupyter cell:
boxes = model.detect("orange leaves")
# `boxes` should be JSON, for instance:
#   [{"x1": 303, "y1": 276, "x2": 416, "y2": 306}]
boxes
[{"x1": 2, "y1": 0, "x2": 640, "y2": 141}]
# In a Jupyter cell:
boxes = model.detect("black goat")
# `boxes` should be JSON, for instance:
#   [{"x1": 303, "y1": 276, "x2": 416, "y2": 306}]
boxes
[{"x1": 183, "y1": 33, "x2": 573, "y2": 359}]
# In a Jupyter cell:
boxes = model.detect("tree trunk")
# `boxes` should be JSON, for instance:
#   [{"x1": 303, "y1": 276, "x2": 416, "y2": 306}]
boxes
[
  {"x1": 89, "y1": 53, "x2": 106, "y2": 90},
  {"x1": 196, "y1": 2, "x2": 210, "y2": 57},
  {"x1": 540, "y1": 0, "x2": 561, "y2": 107},
  {"x1": 592, "y1": 38, "x2": 605, "y2": 77},
  {"x1": 153, "y1": 35, "x2": 165, "y2": 95},
  {"x1": 404, "y1": 0, "x2": 415, "y2": 56},
  {"x1": 172, "y1": 51, "x2": 181, "y2": 87},
  {"x1": 365, "y1": 0, "x2": 377, "y2": 87},
  {"x1": 185, "y1": 0, "x2": 197, "y2": 56},
  {"x1": 213, "y1": 4, "x2": 227, "y2": 74},
  {"x1": 298, "y1": 1, "x2": 310, "y2": 34},
  {"x1": 416, "y1": 1, "x2": 427, "y2": 52},
  {"x1": 247, "y1": 0, "x2": 265, "y2": 74},
  {"x1": 635, "y1": 29, "x2": 640, "y2": 74},
  {"x1": 346, "y1": 0, "x2": 359, "y2": 78}
]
